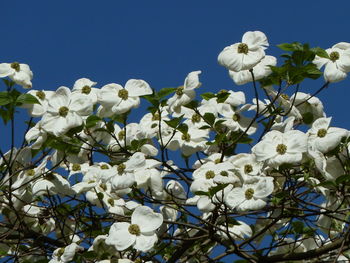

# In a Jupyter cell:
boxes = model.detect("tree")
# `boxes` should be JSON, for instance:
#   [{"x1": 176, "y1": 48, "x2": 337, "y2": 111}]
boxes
[{"x1": 1, "y1": 31, "x2": 350, "y2": 263}]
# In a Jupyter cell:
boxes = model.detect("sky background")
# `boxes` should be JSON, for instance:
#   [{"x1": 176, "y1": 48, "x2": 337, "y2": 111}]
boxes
[{"x1": 2, "y1": 0, "x2": 350, "y2": 128}]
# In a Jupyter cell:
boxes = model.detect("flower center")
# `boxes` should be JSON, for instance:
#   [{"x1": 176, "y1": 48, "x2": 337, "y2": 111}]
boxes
[
  {"x1": 276, "y1": 144, "x2": 287, "y2": 155},
  {"x1": 244, "y1": 164, "x2": 253, "y2": 174},
  {"x1": 100, "y1": 164, "x2": 109, "y2": 170},
  {"x1": 36, "y1": 91, "x2": 46, "y2": 100},
  {"x1": 237, "y1": 43, "x2": 249, "y2": 54},
  {"x1": 176, "y1": 86, "x2": 184, "y2": 96},
  {"x1": 181, "y1": 133, "x2": 191, "y2": 142},
  {"x1": 99, "y1": 183, "x2": 107, "y2": 191},
  {"x1": 152, "y1": 113, "x2": 160, "y2": 121},
  {"x1": 58, "y1": 106, "x2": 69, "y2": 117},
  {"x1": 317, "y1": 128, "x2": 327, "y2": 138},
  {"x1": 118, "y1": 89, "x2": 129, "y2": 100},
  {"x1": 214, "y1": 158, "x2": 222, "y2": 164},
  {"x1": 117, "y1": 163, "x2": 126, "y2": 174},
  {"x1": 107, "y1": 198, "x2": 114, "y2": 206},
  {"x1": 245, "y1": 188, "x2": 254, "y2": 200},
  {"x1": 329, "y1": 51, "x2": 340, "y2": 62},
  {"x1": 128, "y1": 224, "x2": 141, "y2": 236},
  {"x1": 81, "y1": 85, "x2": 91, "y2": 94},
  {"x1": 26, "y1": 169, "x2": 35, "y2": 176},
  {"x1": 118, "y1": 130, "x2": 125, "y2": 140},
  {"x1": 232, "y1": 113, "x2": 240, "y2": 122},
  {"x1": 205, "y1": 170, "x2": 215, "y2": 179},
  {"x1": 191, "y1": 113, "x2": 201, "y2": 123},
  {"x1": 72, "y1": 163, "x2": 81, "y2": 171},
  {"x1": 10, "y1": 62, "x2": 20, "y2": 72}
]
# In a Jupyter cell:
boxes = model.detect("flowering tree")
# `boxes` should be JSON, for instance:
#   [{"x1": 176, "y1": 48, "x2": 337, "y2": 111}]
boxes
[{"x1": 1, "y1": 31, "x2": 350, "y2": 263}]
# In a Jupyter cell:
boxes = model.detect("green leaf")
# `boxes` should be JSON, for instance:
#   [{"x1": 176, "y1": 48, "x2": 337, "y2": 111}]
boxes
[
  {"x1": 194, "y1": 191, "x2": 210, "y2": 196},
  {"x1": 216, "y1": 91, "x2": 230, "y2": 103},
  {"x1": 312, "y1": 47, "x2": 329, "y2": 59},
  {"x1": 277, "y1": 43, "x2": 296, "y2": 51},
  {"x1": 209, "y1": 183, "x2": 229, "y2": 197},
  {"x1": 203, "y1": 112, "x2": 215, "y2": 126},
  {"x1": 0, "y1": 91, "x2": 11, "y2": 106},
  {"x1": 16, "y1": 93, "x2": 40, "y2": 105},
  {"x1": 336, "y1": 174, "x2": 350, "y2": 184},
  {"x1": 302, "y1": 112, "x2": 314, "y2": 125},
  {"x1": 157, "y1": 87, "x2": 176, "y2": 98},
  {"x1": 183, "y1": 100, "x2": 199, "y2": 109},
  {"x1": 177, "y1": 123, "x2": 188, "y2": 134},
  {"x1": 201, "y1": 92, "x2": 215, "y2": 100},
  {"x1": 85, "y1": 115, "x2": 101, "y2": 128},
  {"x1": 165, "y1": 116, "x2": 183, "y2": 129}
]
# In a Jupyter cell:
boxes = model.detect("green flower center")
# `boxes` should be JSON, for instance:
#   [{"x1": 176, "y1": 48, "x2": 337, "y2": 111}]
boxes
[
  {"x1": 220, "y1": 171, "x2": 229, "y2": 177},
  {"x1": 26, "y1": 169, "x2": 35, "y2": 176},
  {"x1": 191, "y1": 113, "x2": 201, "y2": 123},
  {"x1": 152, "y1": 113, "x2": 160, "y2": 121},
  {"x1": 276, "y1": 144, "x2": 287, "y2": 155},
  {"x1": 181, "y1": 133, "x2": 191, "y2": 142},
  {"x1": 100, "y1": 164, "x2": 109, "y2": 170},
  {"x1": 36, "y1": 91, "x2": 46, "y2": 100},
  {"x1": 118, "y1": 89, "x2": 129, "y2": 100},
  {"x1": 245, "y1": 188, "x2": 254, "y2": 200},
  {"x1": 214, "y1": 158, "x2": 222, "y2": 164},
  {"x1": 176, "y1": 86, "x2": 184, "y2": 96},
  {"x1": 81, "y1": 85, "x2": 91, "y2": 94},
  {"x1": 329, "y1": 51, "x2": 340, "y2": 62},
  {"x1": 118, "y1": 130, "x2": 125, "y2": 140},
  {"x1": 205, "y1": 170, "x2": 215, "y2": 179},
  {"x1": 244, "y1": 164, "x2": 253, "y2": 174},
  {"x1": 117, "y1": 163, "x2": 126, "y2": 174},
  {"x1": 317, "y1": 128, "x2": 327, "y2": 138},
  {"x1": 72, "y1": 163, "x2": 81, "y2": 171},
  {"x1": 237, "y1": 43, "x2": 249, "y2": 54},
  {"x1": 232, "y1": 113, "x2": 240, "y2": 122},
  {"x1": 128, "y1": 224, "x2": 141, "y2": 235},
  {"x1": 58, "y1": 106, "x2": 69, "y2": 117},
  {"x1": 10, "y1": 62, "x2": 20, "y2": 72}
]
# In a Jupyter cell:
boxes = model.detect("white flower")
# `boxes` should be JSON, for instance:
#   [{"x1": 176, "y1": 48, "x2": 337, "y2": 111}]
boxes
[
  {"x1": 218, "y1": 31, "x2": 268, "y2": 72},
  {"x1": 72, "y1": 78, "x2": 99, "y2": 104},
  {"x1": 98, "y1": 79, "x2": 152, "y2": 116},
  {"x1": 0, "y1": 62, "x2": 33, "y2": 88},
  {"x1": 313, "y1": 42, "x2": 350, "y2": 82},
  {"x1": 252, "y1": 130, "x2": 308, "y2": 167},
  {"x1": 224, "y1": 177, "x2": 274, "y2": 211},
  {"x1": 41, "y1": 86, "x2": 93, "y2": 136},
  {"x1": 23, "y1": 90, "x2": 55, "y2": 117},
  {"x1": 229, "y1": 55, "x2": 276, "y2": 85},
  {"x1": 307, "y1": 117, "x2": 349, "y2": 153},
  {"x1": 105, "y1": 206, "x2": 163, "y2": 252},
  {"x1": 167, "y1": 71, "x2": 201, "y2": 113}
]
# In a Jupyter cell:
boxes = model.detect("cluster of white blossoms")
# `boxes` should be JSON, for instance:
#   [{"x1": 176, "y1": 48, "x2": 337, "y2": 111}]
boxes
[{"x1": 1, "y1": 31, "x2": 350, "y2": 262}]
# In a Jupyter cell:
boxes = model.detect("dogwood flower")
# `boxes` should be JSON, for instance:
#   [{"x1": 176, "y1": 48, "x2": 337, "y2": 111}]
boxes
[
  {"x1": 313, "y1": 42, "x2": 350, "y2": 82},
  {"x1": 105, "y1": 206, "x2": 163, "y2": 252},
  {"x1": 0, "y1": 62, "x2": 33, "y2": 88},
  {"x1": 252, "y1": 130, "x2": 308, "y2": 167},
  {"x1": 218, "y1": 31, "x2": 268, "y2": 72},
  {"x1": 41, "y1": 86, "x2": 93, "y2": 136},
  {"x1": 229, "y1": 55, "x2": 276, "y2": 85}
]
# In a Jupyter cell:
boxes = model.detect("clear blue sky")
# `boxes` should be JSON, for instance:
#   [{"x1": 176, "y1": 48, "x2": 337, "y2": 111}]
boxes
[{"x1": 2, "y1": 0, "x2": 350, "y2": 133}]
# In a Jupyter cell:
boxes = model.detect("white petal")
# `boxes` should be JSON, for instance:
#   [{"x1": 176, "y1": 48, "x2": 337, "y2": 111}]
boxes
[
  {"x1": 134, "y1": 234, "x2": 158, "y2": 252},
  {"x1": 106, "y1": 222, "x2": 135, "y2": 251},
  {"x1": 125, "y1": 79, "x2": 152, "y2": 96},
  {"x1": 132, "y1": 206, "x2": 163, "y2": 233}
]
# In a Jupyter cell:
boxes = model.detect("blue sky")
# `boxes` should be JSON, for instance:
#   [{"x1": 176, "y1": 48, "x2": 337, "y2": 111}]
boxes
[{"x1": 2, "y1": 0, "x2": 350, "y2": 128}]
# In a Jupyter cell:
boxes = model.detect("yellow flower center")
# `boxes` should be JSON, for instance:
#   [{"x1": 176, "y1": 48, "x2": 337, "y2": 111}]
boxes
[
  {"x1": 81, "y1": 85, "x2": 91, "y2": 94},
  {"x1": 72, "y1": 163, "x2": 81, "y2": 171},
  {"x1": 10, "y1": 62, "x2": 20, "y2": 72},
  {"x1": 191, "y1": 113, "x2": 201, "y2": 123},
  {"x1": 176, "y1": 86, "x2": 184, "y2": 96},
  {"x1": 205, "y1": 170, "x2": 215, "y2": 179},
  {"x1": 152, "y1": 113, "x2": 160, "y2": 121},
  {"x1": 244, "y1": 164, "x2": 253, "y2": 174},
  {"x1": 118, "y1": 130, "x2": 125, "y2": 140},
  {"x1": 118, "y1": 89, "x2": 129, "y2": 100},
  {"x1": 245, "y1": 188, "x2": 254, "y2": 200},
  {"x1": 317, "y1": 128, "x2": 327, "y2": 138},
  {"x1": 237, "y1": 43, "x2": 249, "y2": 54},
  {"x1": 100, "y1": 164, "x2": 109, "y2": 170},
  {"x1": 128, "y1": 224, "x2": 141, "y2": 235},
  {"x1": 276, "y1": 144, "x2": 287, "y2": 155},
  {"x1": 58, "y1": 106, "x2": 69, "y2": 117},
  {"x1": 36, "y1": 91, "x2": 46, "y2": 100},
  {"x1": 280, "y1": 93, "x2": 289, "y2": 100},
  {"x1": 181, "y1": 133, "x2": 191, "y2": 142},
  {"x1": 232, "y1": 113, "x2": 240, "y2": 122},
  {"x1": 26, "y1": 169, "x2": 35, "y2": 176},
  {"x1": 117, "y1": 163, "x2": 126, "y2": 174},
  {"x1": 329, "y1": 51, "x2": 340, "y2": 62}
]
